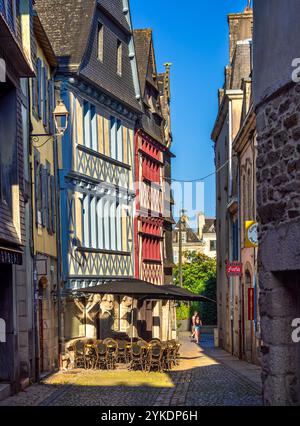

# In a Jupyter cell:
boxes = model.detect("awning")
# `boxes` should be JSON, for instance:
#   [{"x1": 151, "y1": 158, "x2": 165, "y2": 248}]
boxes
[
  {"x1": 79, "y1": 279, "x2": 215, "y2": 303},
  {"x1": 0, "y1": 246, "x2": 22, "y2": 265}
]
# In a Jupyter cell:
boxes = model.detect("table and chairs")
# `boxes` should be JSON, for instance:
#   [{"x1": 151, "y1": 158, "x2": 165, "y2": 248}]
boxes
[{"x1": 70, "y1": 338, "x2": 181, "y2": 372}]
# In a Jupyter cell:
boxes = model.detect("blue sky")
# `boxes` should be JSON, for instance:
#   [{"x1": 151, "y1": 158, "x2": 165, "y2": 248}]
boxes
[{"x1": 131, "y1": 0, "x2": 248, "y2": 220}]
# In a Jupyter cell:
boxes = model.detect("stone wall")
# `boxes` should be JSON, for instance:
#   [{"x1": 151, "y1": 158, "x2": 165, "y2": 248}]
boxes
[{"x1": 256, "y1": 82, "x2": 300, "y2": 405}]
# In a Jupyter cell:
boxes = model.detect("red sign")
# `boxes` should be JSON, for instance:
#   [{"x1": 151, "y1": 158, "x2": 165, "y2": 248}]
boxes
[
  {"x1": 248, "y1": 288, "x2": 254, "y2": 321},
  {"x1": 226, "y1": 261, "x2": 243, "y2": 277}
]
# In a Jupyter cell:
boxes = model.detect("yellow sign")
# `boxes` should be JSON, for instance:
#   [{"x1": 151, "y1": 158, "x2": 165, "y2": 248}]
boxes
[{"x1": 245, "y1": 221, "x2": 258, "y2": 248}]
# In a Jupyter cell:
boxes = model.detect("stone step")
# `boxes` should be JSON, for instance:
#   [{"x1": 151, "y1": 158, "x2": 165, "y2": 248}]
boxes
[{"x1": 0, "y1": 383, "x2": 11, "y2": 402}]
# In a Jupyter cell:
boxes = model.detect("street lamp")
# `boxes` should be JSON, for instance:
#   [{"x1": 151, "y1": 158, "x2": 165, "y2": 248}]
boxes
[
  {"x1": 53, "y1": 100, "x2": 69, "y2": 136},
  {"x1": 31, "y1": 99, "x2": 69, "y2": 142}
]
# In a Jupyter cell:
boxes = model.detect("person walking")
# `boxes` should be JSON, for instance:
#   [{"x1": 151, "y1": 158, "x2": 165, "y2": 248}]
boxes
[
  {"x1": 191, "y1": 311, "x2": 199, "y2": 340},
  {"x1": 194, "y1": 315, "x2": 202, "y2": 344}
]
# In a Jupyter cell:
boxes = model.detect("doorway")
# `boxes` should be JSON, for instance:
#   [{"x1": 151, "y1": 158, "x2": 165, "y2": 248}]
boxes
[{"x1": 0, "y1": 264, "x2": 14, "y2": 383}]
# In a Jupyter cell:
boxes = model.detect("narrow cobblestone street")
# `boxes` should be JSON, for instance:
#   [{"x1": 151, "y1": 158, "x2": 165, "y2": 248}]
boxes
[{"x1": 0, "y1": 334, "x2": 262, "y2": 407}]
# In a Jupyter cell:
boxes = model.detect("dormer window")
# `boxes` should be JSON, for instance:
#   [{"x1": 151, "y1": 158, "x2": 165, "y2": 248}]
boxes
[
  {"x1": 117, "y1": 40, "x2": 122, "y2": 76},
  {"x1": 97, "y1": 23, "x2": 104, "y2": 62}
]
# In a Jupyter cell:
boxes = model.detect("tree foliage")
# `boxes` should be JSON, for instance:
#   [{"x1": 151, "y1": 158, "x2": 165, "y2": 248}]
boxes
[{"x1": 174, "y1": 251, "x2": 217, "y2": 325}]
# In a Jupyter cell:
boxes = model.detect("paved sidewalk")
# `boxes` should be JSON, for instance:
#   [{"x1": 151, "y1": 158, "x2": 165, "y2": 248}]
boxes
[{"x1": 0, "y1": 334, "x2": 262, "y2": 406}]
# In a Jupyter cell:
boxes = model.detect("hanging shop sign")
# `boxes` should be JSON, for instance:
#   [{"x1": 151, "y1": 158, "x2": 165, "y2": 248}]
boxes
[
  {"x1": 245, "y1": 221, "x2": 258, "y2": 248},
  {"x1": 248, "y1": 287, "x2": 254, "y2": 321},
  {"x1": 0, "y1": 247, "x2": 22, "y2": 265},
  {"x1": 226, "y1": 261, "x2": 243, "y2": 277}
]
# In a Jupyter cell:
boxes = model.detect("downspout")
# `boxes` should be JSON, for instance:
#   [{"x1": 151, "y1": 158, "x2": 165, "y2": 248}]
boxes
[
  {"x1": 228, "y1": 100, "x2": 234, "y2": 355},
  {"x1": 53, "y1": 132, "x2": 63, "y2": 368}
]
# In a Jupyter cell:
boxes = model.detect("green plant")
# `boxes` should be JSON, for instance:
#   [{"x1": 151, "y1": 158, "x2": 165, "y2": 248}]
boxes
[
  {"x1": 176, "y1": 303, "x2": 190, "y2": 320},
  {"x1": 174, "y1": 251, "x2": 217, "y2": 325}
]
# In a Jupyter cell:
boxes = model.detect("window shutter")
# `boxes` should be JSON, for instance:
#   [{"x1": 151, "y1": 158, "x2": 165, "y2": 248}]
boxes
[
  {"x1": 41, "y1": 166, "x2": 48, "y2": 228},
  {"x1": 50, "y1": 175, "x2": 56, "y2": 234},
  {"x1": 34, "y1": 149, "x2": 40, "y2": 227},
  {"x1": 37, "y1": 59, "x2": 42, "y2": 118},
  {"x1": 46, "y1": 161, "x2": 51, "y2": 233},
  {"x1": 42, "y1": 67, "x2": 48, "y2": 128},
  {"x1": 48, "y1": 79, "x2": 55, "y2": 134}
]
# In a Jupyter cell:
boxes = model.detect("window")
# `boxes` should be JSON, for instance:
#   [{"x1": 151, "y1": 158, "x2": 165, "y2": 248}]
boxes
[
  {"x1": 83, "y1": 101, "x2": 98, "y2": 150},
  {"x1": 181, "y1": 232, "x2": 187, "y2": 244},
  {"x1": 117, "y1": 40, "x2": 122, "y2": 76},
  {"x1": 42, "y1": 66, "x2": 48, "y2": 129},
  {"x1": 210, "y1": 240, "x2": 217, "y2": 252},
  {"x1": 37, "y1": 58, "x2": 42, "y2": 119},
  {"x1": 110, "y1": 116, "x2": 123, "y2": 162},
  {"x1": 81, "y1": 195, "x2": 127, "y2": 252},
  {"x1": 97, "y1": 23, "x2": 104, "y2": 62}
]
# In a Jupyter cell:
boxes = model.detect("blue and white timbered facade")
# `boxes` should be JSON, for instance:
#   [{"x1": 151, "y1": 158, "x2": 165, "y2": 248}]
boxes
[{"x1": 59, "y1": 79, "x2": 138, "y2": 292}]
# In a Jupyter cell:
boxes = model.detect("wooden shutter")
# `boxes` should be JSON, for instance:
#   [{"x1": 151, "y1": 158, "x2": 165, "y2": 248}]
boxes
[
  {"x1": 46, "y1": 161, "x2": 51, "y2": 233},
  {"x1": 34, "y1": 149, "x2": 40, "y2": 227},
  {"x1": 50, "y1": 175, "x2": 56, "y2": 234},
  {"x1": 48, "y1": 79, "x2": 55, "y2": 134},
  {"x1": 42, "y1": 67, "x2": 48, "y2": 128},
  {"x1": 37, "y1": 59, "x2": 42, "y2": 118},
  {"x1": 41, "y1": 166, "x2": 48, "y2": 228}
]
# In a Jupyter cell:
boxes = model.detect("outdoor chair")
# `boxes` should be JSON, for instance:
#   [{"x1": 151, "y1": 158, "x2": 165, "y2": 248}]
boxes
[
  {"x1": 146, "y1": 344, "x2": 163, "y2": 372},
  {"x1": 129, "y1": 343, "x2": 145, "y2": 371},
  {"x1": 105, "y1": 339, "x2": 118, "y2": 369},
  {"x1": 149, "y1": 338, "x2": 161, "y2": 345},
  {"x1": 74, "y1": 340, "x2": 86, "y2": 369},
  {"x1": 116, "y1": 340, "x2": 128, "y2": 364},
  {"x1": 163, "y1": 342, "x2": 177, "y2": 370},
  {"x1": 84, "y1": 342, "x2": 97, "y2": 369},
  {"x1": 94, "y1": 341, "x2": 108, "y2": 369}
]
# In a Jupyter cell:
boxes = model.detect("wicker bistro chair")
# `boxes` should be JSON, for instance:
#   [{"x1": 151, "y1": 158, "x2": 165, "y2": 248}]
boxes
[
  {"x1": 146, "y1": 344, "x2": 163, "y2": 372},
  {"x1": 74, "y1": 340, "x2": 86, "y2": 369},
  {"x1": 94, "y1": 341, "x2": 109, "y2": 369},
  {"x1": 163, "y1": 342, "x2": 177, "y2": 371},
  {"x1": 129, "y1": 343, "x2": 146, "y2": 371},
  {"x1": 105, "y1": 339, "x2": 118, "y2": 369},
  {"x1": 116, "y1": 340, "x2": 128, "y2": 364}
]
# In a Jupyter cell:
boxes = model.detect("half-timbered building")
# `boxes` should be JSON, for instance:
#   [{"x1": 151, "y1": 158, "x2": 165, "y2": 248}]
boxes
[
  {"x1": 133, "y1": 30, "x2": 175, "y2": 340},
  {"x1": 36, "y1": 0, "x2": 142, "y2": 342}
]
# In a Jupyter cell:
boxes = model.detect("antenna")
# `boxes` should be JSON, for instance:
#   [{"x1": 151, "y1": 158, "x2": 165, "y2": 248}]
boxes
[{"x1": 246, "y1": 0, "x2": 252, "y2": 10}]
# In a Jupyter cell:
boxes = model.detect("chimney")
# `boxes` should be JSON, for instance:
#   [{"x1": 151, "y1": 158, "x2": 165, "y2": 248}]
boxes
[
  {"x1": 197, "y1": 212, "x2": 205, "y2": 240},
  {"x1": 228, "y1": 8, "x2": 253, "y2": 64}
]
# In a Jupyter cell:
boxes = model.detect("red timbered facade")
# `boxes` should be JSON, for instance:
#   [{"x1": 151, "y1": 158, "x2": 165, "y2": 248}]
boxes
[{"x1": 134, "y1": 131, "x2": 164, "y2": 285}]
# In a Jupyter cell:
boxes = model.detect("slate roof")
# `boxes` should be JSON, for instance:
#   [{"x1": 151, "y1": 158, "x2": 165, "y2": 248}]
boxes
[
  {"x1": 134, "y1": 29, "x2": 164, "y2": 143},
  {"x1": 34, "y1": 0, "x2": 95, "y2": 70},
  {"x1": 203, "y1": 218, "x2": 216, "y2": 234},
  {"x1": 173, "y1": 220, "x2": 201, "y2": 243},
  {"x1": 134, "y1": 29, "x2": 152, "y2": 96},
  {"x1": 35, "y1": 0, "x2": 141, "y2": 112},
  {"x1": 99, "y1": 0, "x2": 131, "y2": 34}
]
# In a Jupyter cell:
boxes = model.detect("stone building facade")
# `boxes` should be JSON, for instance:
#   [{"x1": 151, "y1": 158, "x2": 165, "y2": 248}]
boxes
[
  {"x1": 173, "y1": 213, "x2": 216, "y2": 263},
  {"x1": 211, "y1": 6, "x2": 253, "y2": 358},
  {"x1": 253, "y1": 0, "x2": 300, "y2": 405}
]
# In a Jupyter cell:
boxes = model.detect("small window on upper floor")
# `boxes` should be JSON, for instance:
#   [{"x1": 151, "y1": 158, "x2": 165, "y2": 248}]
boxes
[
  {"x1": 117, "y1": 40, "x2": 122, "y2": 76},
  {"x1": 97, "y1": 23, "x2": 104, "y2": 62}
]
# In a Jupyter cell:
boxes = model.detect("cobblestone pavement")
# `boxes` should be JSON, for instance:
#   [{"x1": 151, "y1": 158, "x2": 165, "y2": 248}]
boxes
[{"x1": 0, "y1": 334, "x2": 262, "y2": 406}]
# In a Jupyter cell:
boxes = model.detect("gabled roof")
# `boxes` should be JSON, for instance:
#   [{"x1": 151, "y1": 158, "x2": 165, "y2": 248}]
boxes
[
  {"x1": 134, "y1": 29, "x2": 164, "y2": 143},
  {"x1": 33, "y1": 12, "x2": 57, "y2": 69},
  {"x1": 35, "y1": 0, "x2": 97, "y2": 69},
  {"x1": 203, "y1": 218, "x2": 216, "y2": 234},
  {"x1": 174, "y1": 219, "x2": 201, "y2": 243},
  {"x1": 34, "y1": 0, "x2": 96, "y2": 71},
  {"x1": 35, "y1": 0, "x2": 141, "y2": 112},
  {"x1": 134, "y1": 29, "x2": 156, "y2": 96}
]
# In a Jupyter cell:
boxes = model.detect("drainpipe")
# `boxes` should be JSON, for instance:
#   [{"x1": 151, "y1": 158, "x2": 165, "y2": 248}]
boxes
[
  {"x1": 53, "y1": 132, "x2": 63, "y2": 368},
  {"x1": 228, "y1": 100, "x2": 234, "y2": 355}
]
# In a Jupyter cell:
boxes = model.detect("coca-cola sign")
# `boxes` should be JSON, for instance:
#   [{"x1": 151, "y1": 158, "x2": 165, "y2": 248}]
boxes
[{"x1": 226, "y1": 261, "x2": 243, "y2": 277}]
